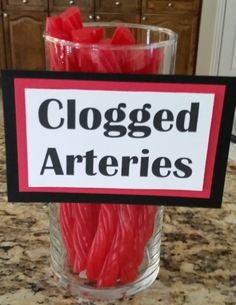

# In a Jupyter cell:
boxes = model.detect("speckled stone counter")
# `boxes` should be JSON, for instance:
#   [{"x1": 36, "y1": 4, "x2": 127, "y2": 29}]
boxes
[{"x1": 0, "y1": 114, "x2": 236, "y2": 305}]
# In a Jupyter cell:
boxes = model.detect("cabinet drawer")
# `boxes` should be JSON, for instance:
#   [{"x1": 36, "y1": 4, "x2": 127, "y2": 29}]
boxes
[
  {"x1": 92, "y1": 13, "x2": 139, "y2": 23},
  {"x1": 49, "y1": 0, "x2": 94, "y2": 12},
  {"x1": 2, "y1": 0, "x2": 48, "y2": 11},
  {"x1": 95, "y1": 0, "x2": 141, "y2": 13},
  {"x1": 142, "y1": 0, "x2": 201, "y2": 14}
]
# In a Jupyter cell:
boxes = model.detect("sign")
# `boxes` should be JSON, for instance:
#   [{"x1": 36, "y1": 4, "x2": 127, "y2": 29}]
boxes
[{"x1": 2, "y1": 70, "x2": 236, "y2": 207}]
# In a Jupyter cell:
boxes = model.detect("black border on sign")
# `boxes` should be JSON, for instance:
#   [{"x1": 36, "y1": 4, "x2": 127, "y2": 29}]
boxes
[{"x1": 2, "y1": 70, "x2": 236, "y2": 208}]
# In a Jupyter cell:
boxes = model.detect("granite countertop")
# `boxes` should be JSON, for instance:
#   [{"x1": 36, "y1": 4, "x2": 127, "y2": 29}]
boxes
[{"x1": 0, "y1": 116, "x2": 236, "y2": 305}]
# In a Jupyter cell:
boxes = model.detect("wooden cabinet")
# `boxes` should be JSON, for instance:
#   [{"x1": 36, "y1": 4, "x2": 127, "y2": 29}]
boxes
[
  {"x1": 141, "y1": 0, "x2": 201, "y2": 74},
  {"x1": 2, "y1": 0, "x2": 48, "y2": 11},
  {"x1": 141, "y1": 14, "x2": 199, "y2": 74},
  {"x1": 142, "y1": 0, "x2": 201, "y2": 14},
  {"x1": 49, "y1": 1, "x2": 94, "y2": 22},
  {"x1": 93, "y1": 0, "x2": 140, "y2": 23},
  {"x1": 3, "y1": 11, "x2": 47, "y2": 70},
  {"x1": 0, "y1": 0, "x2": 202, "y2": 74},
  {"x1": 49, "y1": 0, "x2": 94, "y2": 17},
  {"x1": 92, "y1": 13, "x2": 139, "y2": 23},
  {"x1": 1, "y1": 0, "x2": 47, "y2": 70},
  {"x1": 95, "y1": 0, "x2": 141, "y2": 14}
]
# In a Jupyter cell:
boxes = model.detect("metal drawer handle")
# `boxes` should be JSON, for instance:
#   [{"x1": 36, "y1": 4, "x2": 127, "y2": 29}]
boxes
[
  {"x1": 3, "y1": 12, "x2": 8, "y2": 17},
  {"x1": 115, "y1": 1, "x2": 121, "y2": 6},
  {"x1": 22, "y1": 0, "x2": 28, "y2": 4},
  {"x1": 69, "y1": 0, "x2": 75, "y2": 5},
  {"x1": 142, "y1": 16, "x2": 147, "y2": 21},
  {"x1": 89, "y1": 15, "x2": 94, "y2": 20},
  {"x1": 96, "y1": 15, "x2": 101, "y2": 21},
  {"x1": 168, "y1": 2, "x2": 174, "y2": 7}
]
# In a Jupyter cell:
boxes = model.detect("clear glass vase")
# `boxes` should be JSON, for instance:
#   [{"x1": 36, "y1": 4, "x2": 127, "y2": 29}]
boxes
[{"x1": 45, "y1": 22, "x2": 177, "y2": 300}]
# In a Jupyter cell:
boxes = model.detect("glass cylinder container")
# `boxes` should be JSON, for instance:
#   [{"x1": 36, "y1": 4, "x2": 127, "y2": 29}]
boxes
[{"x1": 45, "y1": 22, "x2": 177, "y2": 300}]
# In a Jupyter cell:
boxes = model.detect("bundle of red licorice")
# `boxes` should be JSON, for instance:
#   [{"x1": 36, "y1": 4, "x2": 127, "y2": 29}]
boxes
[
  {"x1": 46, "y1": 7, "x2": 161, "y2": 288},
  {"x1": 60, "y1": 203, "x2": 158, "y2": 287},
  {"x1": 45, "y1": 6, "x2": 163, "y2": 74}
]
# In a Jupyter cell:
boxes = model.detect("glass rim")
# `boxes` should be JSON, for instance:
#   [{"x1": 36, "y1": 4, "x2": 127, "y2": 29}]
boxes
[{"x1": 44, "y1": 22, "x2": 177, "y2": 50}]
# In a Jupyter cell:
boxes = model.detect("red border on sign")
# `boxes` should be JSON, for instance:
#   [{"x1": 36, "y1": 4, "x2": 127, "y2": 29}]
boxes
[{"x1": 14, "y1": 78, "x2": 226, "y2": 199}]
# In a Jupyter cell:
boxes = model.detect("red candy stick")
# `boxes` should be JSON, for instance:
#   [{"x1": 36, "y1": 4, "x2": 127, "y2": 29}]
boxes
[
  {"x1": 72, "y1": 203, "x2": 100, "y2": 273},
  {"x1": 86, "y1": 204, "x2": 118, "y2": 281},
  {"x1": 119, "y1": 206, "x2": 158, "y2": 284},
  {"x1": 60, "y1": 6, "x2": 83, "y2": 38},
  {"x1": 96, "y1": 210, "x2": 122, "y2": 287},
  {"x1": 111, "y1": 26, "x2": 136, "y2": 45},
  {"x1": 118, "y1": 205, "x2": 140, "y2": 284},
  {"x1": 117, "y1": 205, "x2": 138, "y2": 263},
  {"x1": 97, "y1": 205, "x2": 139, "y2": 287}
]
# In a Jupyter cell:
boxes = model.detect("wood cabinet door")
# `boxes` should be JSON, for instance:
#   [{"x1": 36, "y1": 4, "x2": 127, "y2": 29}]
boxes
[
  {"x1": 141, "y1": 14, "x2": 199, "y2": 75},
  {"x1": 0, "y1": 15, "x2": 6, "y2": 69},
  {"x1": 3, "y1": 11, "x2": 47, "y2": 70}
]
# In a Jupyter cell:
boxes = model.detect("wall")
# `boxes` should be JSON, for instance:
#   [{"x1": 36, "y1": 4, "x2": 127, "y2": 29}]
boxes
[
  {"x1": 196, "y1": 0, "x2": 236, "y2": 137},
  {"x1": 195, "y1": 0, "x2": 229, "y2": 76}
]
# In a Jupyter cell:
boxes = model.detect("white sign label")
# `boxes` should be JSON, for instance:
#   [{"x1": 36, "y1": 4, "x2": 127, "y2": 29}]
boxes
[{"x1": 24, "y1": 88, "x2": 214, "y2": 191}]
